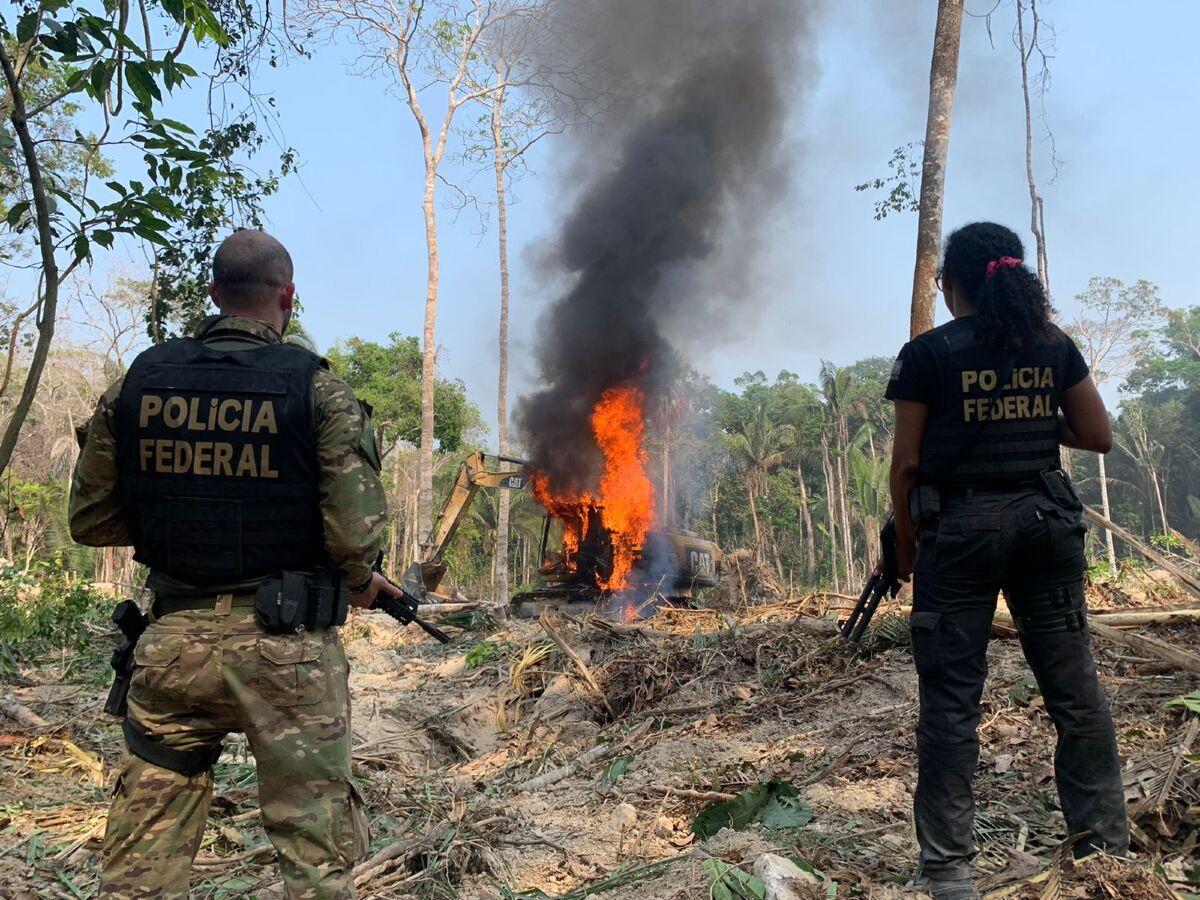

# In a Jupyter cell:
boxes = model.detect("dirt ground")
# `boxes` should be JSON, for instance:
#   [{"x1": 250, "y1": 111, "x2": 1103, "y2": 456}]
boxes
[{"x1": 1, "y1": 586, "x2": 1198, "y2": 899}]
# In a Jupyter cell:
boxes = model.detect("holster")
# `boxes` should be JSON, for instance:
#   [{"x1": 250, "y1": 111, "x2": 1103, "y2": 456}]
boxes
[
  {"x1": 1038, "y1": 467, "x2": 1083, "y2": 512},
  {"x1": 908, "y1": 484, "x2": 942, "y2": 528},
  {"x1": 105, "y1": 600, "x2": 149, "y2": 718},
  {"x1": 254, "y1": 569, "x2": 350, "y2": 634}
]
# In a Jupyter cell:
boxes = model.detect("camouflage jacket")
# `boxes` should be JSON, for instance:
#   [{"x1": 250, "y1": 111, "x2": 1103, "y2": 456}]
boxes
[{"x1": 69, "y1": 315, "x2": 387, "y2": 592}]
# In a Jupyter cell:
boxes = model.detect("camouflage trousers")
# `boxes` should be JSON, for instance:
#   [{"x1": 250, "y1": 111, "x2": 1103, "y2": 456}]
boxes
[{"x1": 100, "y1": 599, "x2": 369, "y2": 899}]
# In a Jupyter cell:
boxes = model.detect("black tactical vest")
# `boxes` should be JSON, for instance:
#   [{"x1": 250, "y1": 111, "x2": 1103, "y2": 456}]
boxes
[
  {"x1": 114, "y1": 338, "x2": 325, "y2": 584},
  {"x1": 917, "y1": 320, "x2": 1068, "y2": 485}
]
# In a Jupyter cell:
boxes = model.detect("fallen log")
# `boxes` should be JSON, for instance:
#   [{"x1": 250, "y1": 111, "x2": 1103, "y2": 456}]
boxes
[
  {"x1": 1085, "y1": 608, "x2": 1200, "y2": 628},
  {"x1": 539, "y1": 612, "x2": 615, "y2": 718},
  {"x1": 1083, "y1": 506, "x2": 1200, "y2": 600},
  {"x1": 1086, "y1": 621, "x2": 1200, "y2": 676}
]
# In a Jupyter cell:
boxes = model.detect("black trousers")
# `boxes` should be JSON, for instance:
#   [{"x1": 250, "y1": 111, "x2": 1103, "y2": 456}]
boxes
[{"x1": 910, "y1": 487, "x2": 1129, "y2": 879}]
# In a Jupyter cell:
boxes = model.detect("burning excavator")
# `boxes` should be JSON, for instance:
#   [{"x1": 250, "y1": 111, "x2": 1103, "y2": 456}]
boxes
[{"x1": 418, "y1": 386, "x2": 722, "y2": 614}]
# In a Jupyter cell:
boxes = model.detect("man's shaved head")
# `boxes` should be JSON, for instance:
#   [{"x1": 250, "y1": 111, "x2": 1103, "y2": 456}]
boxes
[{"x1": 212, "y1": 230, "x2": 294, "y2": 308}]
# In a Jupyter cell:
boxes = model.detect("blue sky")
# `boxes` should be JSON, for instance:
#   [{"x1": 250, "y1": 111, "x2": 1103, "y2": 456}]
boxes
[{"x1": 94, "y1": 0, "x2": 1199, "y2": 443}]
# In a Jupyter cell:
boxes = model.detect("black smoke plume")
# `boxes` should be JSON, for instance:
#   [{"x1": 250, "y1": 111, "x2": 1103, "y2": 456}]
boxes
[{"x1": 518, "y1": 0, "x2": 812, "y2": 495}]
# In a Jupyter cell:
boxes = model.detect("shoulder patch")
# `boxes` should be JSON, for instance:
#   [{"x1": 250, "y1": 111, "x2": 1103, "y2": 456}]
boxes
[{"x1": 889, "y1": 358, "x2": 904, "y2": 381}]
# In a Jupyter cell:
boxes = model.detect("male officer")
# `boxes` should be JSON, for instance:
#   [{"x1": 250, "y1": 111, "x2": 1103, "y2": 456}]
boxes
[{"x1": 70, "y1": 230, "x2": 403, "y2": 898}]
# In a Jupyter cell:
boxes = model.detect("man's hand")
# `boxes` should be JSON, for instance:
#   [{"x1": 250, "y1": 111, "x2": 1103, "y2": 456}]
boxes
[{"x1": 349, "y1": 571, "x2": 404, "y2": 609}]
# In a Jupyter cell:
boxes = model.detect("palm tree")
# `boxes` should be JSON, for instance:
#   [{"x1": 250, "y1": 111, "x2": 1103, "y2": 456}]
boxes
[
  {"x1": 726, "y1": 404, "x2": 796, "y2": 564},
  {"x1": 819, "y1": 361, "x2": 865, "y2": 585},
  {"x1": 848, "y1": 425, "x2": 891, "y2": 565}
]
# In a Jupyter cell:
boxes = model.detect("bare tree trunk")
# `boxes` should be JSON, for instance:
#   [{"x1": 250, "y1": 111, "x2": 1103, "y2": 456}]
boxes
[
  {"x1": 821, "y1": 436, "x2": 840, "y2": 591},
  {"x1": 1016, "y1": 0, "x2": 1050, "y2": 292},
  {"x1": 418, "y1": 169, "x2": 439, "y2": 546},
  {"x1": 834, "y1": 420, "x2": 854, "y2": 586},
  {"x1": 660, "y1": 401, "x2": 672, "y2": 529},
  {"x1": 796, "y1": 459, "x2": 816, "y2": 584},
  {"x1": 0, "y1": 43, "x2": 60, "y2": 475},
  {"x1": 746, "y1": 478, "x2": 763, "y2": 563},
  {"x1": 909, "y1": 0, "x2": 965, "y2": 338},
  {"x1": 710, "y1": 480, "x2": 719, "y2": 543},
  {"x1": 1097, "y1": 452, "x2": 1117, "y2": 570},
  {"x1": 1152, "y1": 468, "x2": 1169, "y2": 534},
  {"x1": 492, "y1": 78, "x2": 512, "y2": 604}
]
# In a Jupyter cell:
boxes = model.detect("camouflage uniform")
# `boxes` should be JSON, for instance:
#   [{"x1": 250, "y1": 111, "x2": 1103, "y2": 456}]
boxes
[{"x1": 69, "y1": 316, "x2": 386, "y2": 899}]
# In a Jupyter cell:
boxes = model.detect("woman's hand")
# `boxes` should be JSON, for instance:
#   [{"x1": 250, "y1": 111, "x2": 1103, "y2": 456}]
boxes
[{"x1": 895, "y1": 528, "x2": 917, "y2": 583}]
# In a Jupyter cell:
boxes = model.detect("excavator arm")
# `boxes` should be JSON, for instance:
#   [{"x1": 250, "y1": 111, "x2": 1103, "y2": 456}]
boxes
[{"x1": 419, "y1": 450, "x2": 528, "y2": 594}]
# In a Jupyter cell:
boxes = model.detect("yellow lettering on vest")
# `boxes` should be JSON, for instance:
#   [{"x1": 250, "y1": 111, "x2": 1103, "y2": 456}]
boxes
[
  {"x1": 241, "y1": 401, "x2": 253, "y2": 432},
  {"x1": 962, "y1": 370, "x2": 978, "y2": 392},
  {"x1": 139, "y1": 395, "x2": 163, "y2": 428},
  {"x1": 139, "y1": 439, "x2": 154, "y2": 472},
  {"x1": 259, "y1": 445, "x2": 279, "y2": 478},
  {"x1": 217, "y1": 399, "x2": 241, "y2": 431},
  {"x1": 155, "y1": 440, "x2": 171, "y2": 472},
  {"x1": 235, "y1": 443, "x2": 258, "y2": 477},
  {"x1": 163, "y1": 396, "x2": 187, "y2": 428},
  {"x1": 193, "y1": 441, "x2": 213, "y2": 476},
  {"x1": 186, "y1": 397, "x2": 205, "y2": 431},
  {"x1": 1016, "y1": 395, "x2": 1031, "y2": 418},
  {"x1": 979, "y1": 369, "x2": 997, "y2": 391},
  {"x1": 1040, "y1": 367, "x2": 1054, "y2": 388},
  {"x1": 1003, "y1": 395, "x2": 1017, "y2": 419},
  {"x1": 1031, "y1": 394, "x2": 1047, "y2": 417},
  {"x1": 207, "y1": 398, "x2": 218, "y2": 430},
  {"x1": 171, "y1": 440, "x2": 193, "y2": 474},
  {"x1": 251, "y1": 401, "x2": 278, "y2": 435},
  {"x1": 214, "y1": 442, "x2": 234, "y2": 476}
]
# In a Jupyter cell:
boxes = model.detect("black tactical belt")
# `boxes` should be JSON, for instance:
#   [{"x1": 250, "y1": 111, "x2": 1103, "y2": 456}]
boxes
[
  {"x1": 152, "y1": 593, "x2": 257, "y2": 617},
  {"x1": 939, "y1": 478, "x2": 1041, "y2": 499}
]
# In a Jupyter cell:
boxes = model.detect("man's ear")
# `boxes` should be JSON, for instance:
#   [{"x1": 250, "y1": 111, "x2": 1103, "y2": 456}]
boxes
[
  {"x1": 209, "y1": 283, "x2": 221, "y2": 309},
  {"x1": 279, "y1": 282, "x2": 296, "y2": 311}
]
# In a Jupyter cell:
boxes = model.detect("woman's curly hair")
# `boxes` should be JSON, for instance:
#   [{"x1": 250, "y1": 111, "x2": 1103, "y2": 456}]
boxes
[{"x1": 941, "y1": 222, "x2": 1054, "y2": 351}]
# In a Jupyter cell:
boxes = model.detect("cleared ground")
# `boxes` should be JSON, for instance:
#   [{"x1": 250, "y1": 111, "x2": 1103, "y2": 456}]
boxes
[{"x1": 1, "y1": 583, "x2": 1197, "y2": 899}]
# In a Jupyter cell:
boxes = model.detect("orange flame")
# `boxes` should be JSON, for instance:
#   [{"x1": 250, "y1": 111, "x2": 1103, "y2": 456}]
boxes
[
  {"x1": 530, "y1": 383, "x2": 656, "y2": 592},
  {"x1": 591, "y1": 384, "x2": 655, "y2": 589}
]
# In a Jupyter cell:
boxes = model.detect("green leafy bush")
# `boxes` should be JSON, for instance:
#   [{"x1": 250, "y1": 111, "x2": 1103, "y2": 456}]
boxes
[{"x1": 0, "y1": 555, "x2": 110, "y2": 670}]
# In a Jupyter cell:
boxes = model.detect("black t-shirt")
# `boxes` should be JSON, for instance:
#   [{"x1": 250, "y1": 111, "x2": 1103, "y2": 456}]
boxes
[{"x1": 885, "y1": 317, "x2": 1089, "y2": 484}]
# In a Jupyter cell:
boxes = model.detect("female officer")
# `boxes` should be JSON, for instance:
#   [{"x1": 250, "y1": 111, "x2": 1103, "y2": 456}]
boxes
[{"x1": 885, "y1": 222, "x2": 1129, "y2": 900}]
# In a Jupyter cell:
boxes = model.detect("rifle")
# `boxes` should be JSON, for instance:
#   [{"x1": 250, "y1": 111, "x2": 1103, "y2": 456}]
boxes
[
  {"x1": 105, "y1": 600, "x2": 149, "y2": 717},
  {"x1": 371, "y1": 558, "x2": 452, "y2": 644},
  {"x1": 840, "y1": 515, "x2": 902, "y2": 643}
]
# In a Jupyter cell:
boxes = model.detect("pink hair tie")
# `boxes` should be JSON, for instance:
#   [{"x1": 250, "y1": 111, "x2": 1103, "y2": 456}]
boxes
[{"x1": 986, "y1": 256, "x2": 1023, "y2": 278}]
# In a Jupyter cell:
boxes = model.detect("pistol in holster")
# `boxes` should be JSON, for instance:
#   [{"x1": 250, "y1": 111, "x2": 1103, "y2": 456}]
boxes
[{"x1": 105, "y1": 600, "x2": 149, "y2": 718}]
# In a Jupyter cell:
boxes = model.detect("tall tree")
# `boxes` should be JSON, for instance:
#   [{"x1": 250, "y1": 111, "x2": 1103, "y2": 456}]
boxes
[
  {"x1": 0, "y1": 0, "x2": 265, "y2": 474},
  {"x1": 1069, "y1": 277, "x2": 1165, "y2": 568},
  {"x1": 1014, "y1": 0, "x2": 1053, "y2": 291},
  {"x1": 909, "y1": 0, "x2": 965, "y2": 338},
  {"x1": 462, "y1": 28, "x2": 556, "y2": 604},
  {"x1": 298, "y1": 0, "x2": 545, "y2": 546},
  {"x1": 725, "y1": 404, "x2": 795, "y2": 565}
]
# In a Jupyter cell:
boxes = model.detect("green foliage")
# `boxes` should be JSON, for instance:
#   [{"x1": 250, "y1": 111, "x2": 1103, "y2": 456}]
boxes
[
  {"x1": 601, "y1": 754, "x2": 634, "y2": 785},
  {"x1": 854, "y1": 142, "x2": 923, "y2": 220},
  {"x1": 464, "y1": 639, "x2": 502, "y2": 668},
  {"x1": 1166, "y1": 692, "x2": 1200, "y2": 715},
  {"x1": 1, "y1": 0, "x2": 294, "y2": 343},
  {"x1": 702, "y1": 859, "x2": 765, "y2": 900},
  {"x1": 692, "y1": 780, "x2": 811, "y2": 839},
  {"x1": 0, "y1": 556, "x2": 109, "y2": 667},
  {"x1": 326, "y1": 334, "x2": 480, "y2": 453}
]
